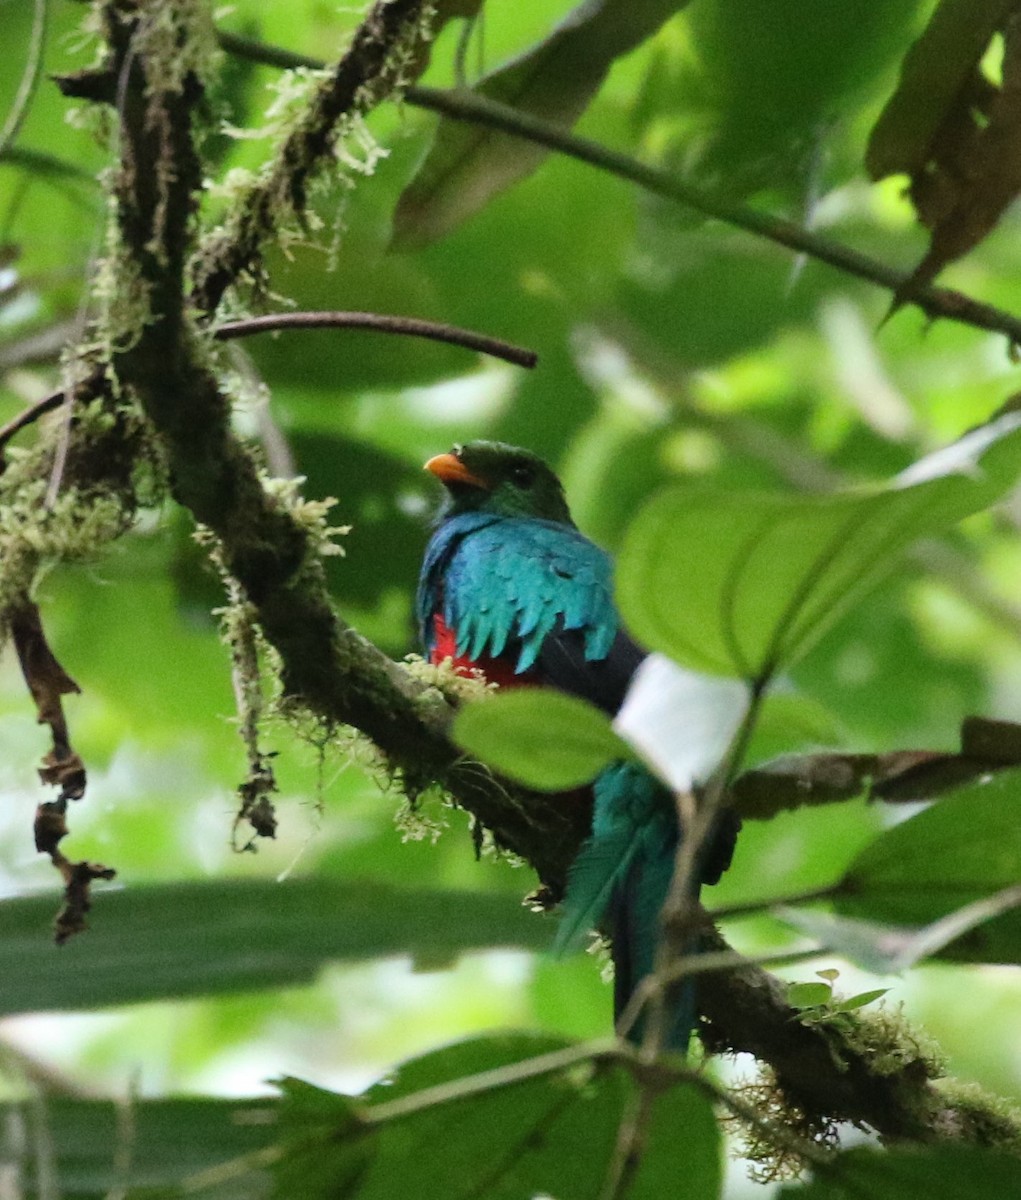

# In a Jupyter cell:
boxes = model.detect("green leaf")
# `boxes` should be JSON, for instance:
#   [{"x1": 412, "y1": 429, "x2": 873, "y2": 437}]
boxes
[
  {"x1": 786, "y1": 981, "x2": 833, "y2": 1009},
  {"x1": 838, "y1": 988, "x2": 890, "y2": 1012},
  {"x1": 631, "y1": 1077, "x2": 721, "y2": 1200},
  {"x1": 674, "y1": 0, "x2": 924, "y2": 199},
  {"x1": 0, "y1": 1096, "x2": 276, "y2": 1199},
  {"x1": 393, "y1": 0, "x2": 690, "y2": 247},
  {"x1": 354, "y1": 1034, "x2": 719, "y2": 1200},
  {"x1": 834, "y1": 771, "x2": 1021, "y2": 963},
  {"x1": 359, "y1": 1036, "x2": 623, "y2": 1200},
  {"x1": 454, "y1": 688, "x2": 630, "y2": 791},
  {"x1": 0, "y1": 879, "x2": 552, "y2": 1016},
  {"x1": 272, "y1": 1079, "x2": 372, "y2": 1200},
  {"x1": 617, "y1": 414, "x2": 1021, "y2": 678},
  {"x1": 780, "y1": 1145, "x2": 1021, "y2": 1199}
]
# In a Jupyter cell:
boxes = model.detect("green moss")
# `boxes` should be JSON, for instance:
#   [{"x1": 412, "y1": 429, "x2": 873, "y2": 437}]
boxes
[
  {"x1": 832, "y1": 1001, "x2": 946, "y2": 1080},
  {"x1": 935, "y1": 1078, "x2": 1021, "y2": 1153},
  {"x1": 0, "y1": 397, "x2": 156, "y2": 628}
]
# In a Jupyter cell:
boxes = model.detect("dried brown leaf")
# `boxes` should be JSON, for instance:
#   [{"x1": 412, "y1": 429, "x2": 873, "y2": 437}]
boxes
[
  {"x1": 868, "y1": 0, "x2": 1021, "y2": 301},
  {"x1": 53, "y1": 860, "x2": 117, "y2": 945},
  {"x1": 866, "y1": 0, "x2": 1016, "y2": 179}
]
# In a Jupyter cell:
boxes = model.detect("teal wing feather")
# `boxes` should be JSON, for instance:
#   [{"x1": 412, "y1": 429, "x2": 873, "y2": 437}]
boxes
[
  {"x1": 442, "y1": 517, "x2": 619, "y2": 673},
  {"x1": 552, "y1": 828, "x2": 642, "y2": 957},
  {"x1": 555, "y1": 763, "x2": 676, "y2": 955}
]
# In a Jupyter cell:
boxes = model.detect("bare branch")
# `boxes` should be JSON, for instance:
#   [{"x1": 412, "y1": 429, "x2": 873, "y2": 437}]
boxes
[{"x1": 215, "y1": 310, "x2": 538, "y2": 368}]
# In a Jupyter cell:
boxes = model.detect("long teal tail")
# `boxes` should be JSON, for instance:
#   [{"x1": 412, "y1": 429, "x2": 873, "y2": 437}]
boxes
[{"x1": 554, "y1": 763, "x2": 738, "y2": 1053}]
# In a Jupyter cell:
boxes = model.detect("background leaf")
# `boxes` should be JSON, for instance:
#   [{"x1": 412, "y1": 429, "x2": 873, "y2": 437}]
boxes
[
  {"x1": 393, "y1": 0, "x2": 690, "y2": 247},
  {"x1": 834, "y1": 771, "x2": 1021, "y2": 963},
  {"x1": 0, "y1": 1096, "x2": 277, "y2": 1199},
  {"x1": 0, "y1": 880, "x2": 552, "y2": 1016},
  {"x1": 779, "y1": 1145, "x2": 1021, "y2": 1199}
]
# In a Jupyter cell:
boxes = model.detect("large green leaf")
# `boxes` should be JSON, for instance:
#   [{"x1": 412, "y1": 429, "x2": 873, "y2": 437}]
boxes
[
  {"x1": 454, "y1": 688, "x2": 630, "y2": 791},
  {"x1": 833, "y1": 771, "x2": 1021, "y2": 963},
  {"x1": 617, "y1": 414, "x2": 1021, "y2": 678},
  {"x1": 274, "y1": 1034, "x2": 720, "y2": 1200},
  {"x1": 673, "y1": 0, "x2": 926, "y2": 195},
  {"x1": 779, "y1": 1145, "x2": 1021, "y2": 1199},
  {"x1": 0, "y1": 879, "x2": 552, "y2": 1016}
]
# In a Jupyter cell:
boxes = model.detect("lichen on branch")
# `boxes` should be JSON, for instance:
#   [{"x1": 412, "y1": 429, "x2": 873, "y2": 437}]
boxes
[{"x1": 191, "y1": 0, "x2": 431, "y2": 314}]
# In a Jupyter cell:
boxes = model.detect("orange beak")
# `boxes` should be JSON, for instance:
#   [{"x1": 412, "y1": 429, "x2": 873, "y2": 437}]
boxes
[{"x1": 424, "y1": 452, "x2": 488, "y2": 489}]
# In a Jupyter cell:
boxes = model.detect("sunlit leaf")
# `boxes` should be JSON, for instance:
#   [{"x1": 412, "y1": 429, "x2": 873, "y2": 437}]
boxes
[
  {"x1": 617, "y1": 413, "x2": 1021, "y2": 678},
  {"x1": 786, "y1": 981, "x2": 833, "y2": 1009}
]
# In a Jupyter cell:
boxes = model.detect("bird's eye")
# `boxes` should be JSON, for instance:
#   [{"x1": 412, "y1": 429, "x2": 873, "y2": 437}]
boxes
[
  {"x1": 511, "y1": 464, "x2": 535, "y2": 487},
  {"x1": 451, "y1": 443, "x2": 463, "y2": 457}
]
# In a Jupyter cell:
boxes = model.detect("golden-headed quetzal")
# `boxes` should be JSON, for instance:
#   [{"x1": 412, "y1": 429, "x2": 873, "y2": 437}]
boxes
[{"x1": 418, "y1": 440, "x2": 738, "y2": 1050}]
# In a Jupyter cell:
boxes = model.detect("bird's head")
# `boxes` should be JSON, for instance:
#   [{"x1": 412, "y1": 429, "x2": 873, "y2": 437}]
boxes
[{"x1": 424, "y1": 440, "x2": 575, "y2": 526}]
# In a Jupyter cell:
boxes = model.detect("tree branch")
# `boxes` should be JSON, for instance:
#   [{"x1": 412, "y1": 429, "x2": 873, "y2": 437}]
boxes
[
  {"x1": 94, "y1": 0, "x2": 585, "y2": 889},
  {"x1": 404, "y1": 85, "x2": 1021, "y2": 347}
]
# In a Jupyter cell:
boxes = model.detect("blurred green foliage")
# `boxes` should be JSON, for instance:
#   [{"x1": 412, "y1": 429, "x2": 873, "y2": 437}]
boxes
[{"x1": 3, "y1": 0, "x2": 1021, "y2": 1196}]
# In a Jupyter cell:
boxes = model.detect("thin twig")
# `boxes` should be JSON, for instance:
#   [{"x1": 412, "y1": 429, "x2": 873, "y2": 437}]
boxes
[
  {"x1": 404, "y1": 85, "x2": 1021, "y2": 348},
  {"x1": 0, "y1": 0, "x2": 48, "y2": 158},
  {"x1": 364, "y1": 1039, "x2": 622, "y2": 1126},
  {"x1": 0, "y1": 390, "x2": 64, "y2": 455},
  {"x1": 215, "y1": 310, "x2": 538, "y2": 368},
  {"x1": 708, "y1": 886, "x2": 839, "y2": 923},
  {"x1": 0, "y1": 308, "x2": 536, "y2": 460}
]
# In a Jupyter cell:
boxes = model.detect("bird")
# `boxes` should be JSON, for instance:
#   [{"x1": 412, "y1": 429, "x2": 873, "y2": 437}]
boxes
[{"x1": 417, "y1": 439, "x2": 738, "y2": 1050}]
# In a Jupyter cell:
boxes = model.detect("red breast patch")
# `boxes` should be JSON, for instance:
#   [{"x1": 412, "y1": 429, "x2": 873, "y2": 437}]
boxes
[{"x1": 431, "y1": 612, "x2": 539, "y2": 690}]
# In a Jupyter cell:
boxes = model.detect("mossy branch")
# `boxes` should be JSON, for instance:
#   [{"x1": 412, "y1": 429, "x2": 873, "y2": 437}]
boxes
[{"x1": 191, "y1": 0, "x2": 428, "y2": 314}]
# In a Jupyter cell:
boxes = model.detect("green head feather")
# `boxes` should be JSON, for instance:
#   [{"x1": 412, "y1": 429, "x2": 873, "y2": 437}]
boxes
[{"x1": 425, "y1": 440, "x2": 575, "y2": 526}]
